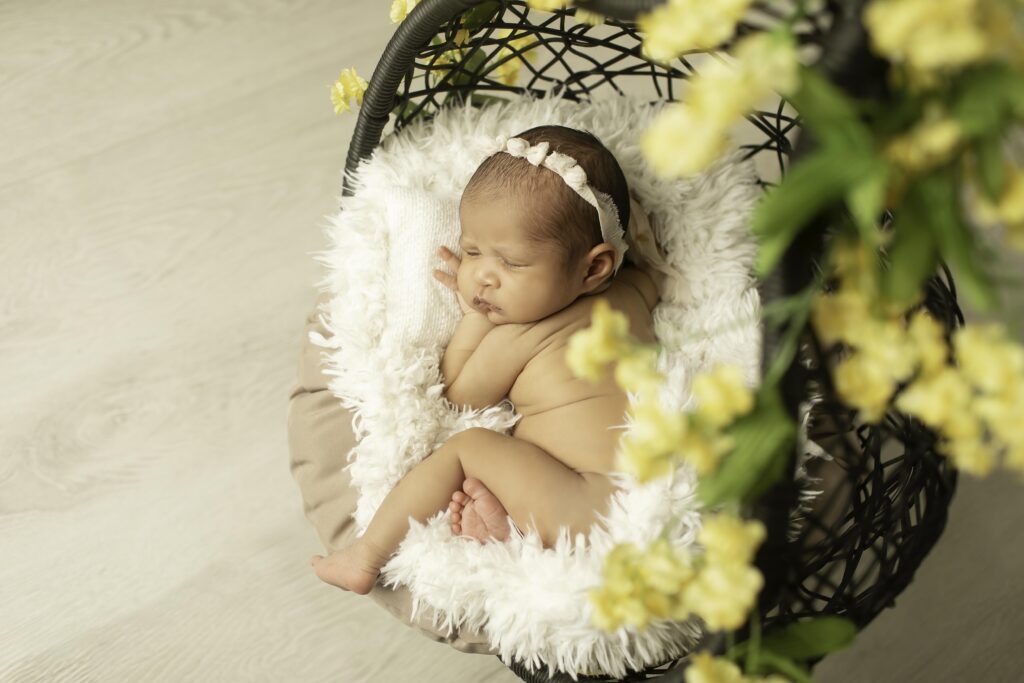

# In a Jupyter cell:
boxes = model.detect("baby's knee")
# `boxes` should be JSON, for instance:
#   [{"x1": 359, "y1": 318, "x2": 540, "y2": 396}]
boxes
[{"x1": 442, "y1": 427, "x2": 492, "y2": 453}]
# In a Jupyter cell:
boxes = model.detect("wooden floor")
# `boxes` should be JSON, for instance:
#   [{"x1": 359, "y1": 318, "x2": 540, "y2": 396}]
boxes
[{"x1": 1, "y1": 1, "x2": 1021, "y2": 681}]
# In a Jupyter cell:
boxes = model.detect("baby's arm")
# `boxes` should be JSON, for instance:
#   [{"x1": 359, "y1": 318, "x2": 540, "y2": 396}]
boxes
[
  {"x1": 440, "y1": 311, "x2": 496, "y2": 386},
  {"x1": 443, "y1": 323, "x2": 532, "y2": 409},
  {"x1": 432, "y1": 245, "x2": 532, "y2": 410}
]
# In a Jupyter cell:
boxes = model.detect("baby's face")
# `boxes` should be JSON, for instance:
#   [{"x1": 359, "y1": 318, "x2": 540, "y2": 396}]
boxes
[{"x1": 457, "y1": 195, "x2": 584, "y2": 324}]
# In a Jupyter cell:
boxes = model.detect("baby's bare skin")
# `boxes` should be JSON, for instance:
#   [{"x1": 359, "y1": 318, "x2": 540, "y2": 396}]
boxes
[
  {"x1": 447, "y1": 266, "x2": 658, "y2": 542},
  {"x1": 312, "y1": 179, "x2": 661, "y2": 592}
]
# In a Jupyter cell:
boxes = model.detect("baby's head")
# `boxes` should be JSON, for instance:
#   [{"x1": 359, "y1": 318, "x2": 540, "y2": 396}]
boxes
[{"x1": 457, "y1": 125, "x2": 630, "y2": 324}]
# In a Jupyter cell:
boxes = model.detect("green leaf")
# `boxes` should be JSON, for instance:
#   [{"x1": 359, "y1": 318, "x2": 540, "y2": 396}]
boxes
[
  {"x1": 974, "y1": 130, "x2": 1007, "y2": 201},
  {"x1": 949, "y1": 63, "x2": 1024, "y2": 137},
  {"x1": 698, "y1": 386, "x2": 797, "y2": 507},
  {"x1": 880, "y1": 185, "x2": 938, "y2": 306},
  {"x1": 845, "y1": 160, "x2": 891, "y2": 244},
  {"x1": 448, "y1": 46, "x2": 489, "y2": 87},
  {"x1": 753, "y1": 651, "x2": 814, "y2": 683},
  {"x1": 759, "y1": 617, "x2": 858, "y2": 660},
  {"x1": 786, "y1": 67, "x2": 873, "y2": 151},
  {"x1": 753, "y1": 146, "x2": 871, "y2": 275},
  {"x1": 460, "y1": 0, "x2": 500, "y2": 32},
  {"x1": 917, "y1": 169, "x2": 998, "y2": 311}
]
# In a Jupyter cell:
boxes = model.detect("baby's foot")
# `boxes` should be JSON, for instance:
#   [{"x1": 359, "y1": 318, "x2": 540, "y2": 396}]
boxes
[
  {"x1": 448, "y1": 478, "x2": 511, "y2": 543},
  {"x1": 310, "y1": 541, "x2": 383, "y2": 595}
]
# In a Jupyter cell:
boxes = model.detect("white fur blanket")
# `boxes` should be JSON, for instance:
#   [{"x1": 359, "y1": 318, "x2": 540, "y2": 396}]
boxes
[{"x1": 311, "y1": 94, "x2": 820, "y2": 679}]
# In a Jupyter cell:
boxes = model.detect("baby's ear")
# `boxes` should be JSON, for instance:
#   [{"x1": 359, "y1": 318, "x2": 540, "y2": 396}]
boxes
[{"x1": 581, "y1": 243, "x2": 616, "y2": 291}]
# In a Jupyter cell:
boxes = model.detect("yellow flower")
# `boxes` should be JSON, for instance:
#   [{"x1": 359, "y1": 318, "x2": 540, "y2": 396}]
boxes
[
  {"x1": 330, "y1": 68, "x2": 369, "y2": 114},
  {"x1": 618, "y1": 397, "x2": 688, "y2": 481},
  {"x1": 683, "y1": 560, "x2": 763, "y2": 630},
  {"x1": 589, "y1": 540, "x2": 696, "y2": 630},
  {"x1": 864, "y1": 0, "x2": 989, "y2": 74},
  {"x1": 975, "y1": 391, "x2": 1024, "y2": 449},
  {"x1": 641, "y1": 538, "x2": 699, "y2": 594},
  {"x1": 641, "y1": 102, "x2": 732, "y2": 178},
  {"x1": 487, "y1": 29, "x2": 538, "y2": 86},
  {"x1": 685, "y1": 651, "x2": 746, "y2": 683},
  {"x1": 699, "y1": 514, "x2": 765, "y2": 566},
  {"x1": 678, "y1": 429, "x2": 733, "y2": 476},
  {"x1": 953, "y1": 323, "x2": 1023, "y2": 396},
  {"x1": 733, "y1": 29, "x2": 801, "y2": 97},
  {"x1": 834, "y1": 350, "x2": 899, "y2": 423},
  {"x1": 566, "y1": 299, "x2": 631, "y2": 382},
  {"x1": 811, "y1": 288, "x2": 873, "y2": 347},
  {"x1": 692, "y1": 364, "x2": 754, "y2": 428},
  {"x1": 944, "y1": 436, "x2": 998, "y2": 476},
  {"x1": 883, "y1": 109, "x2": 963, "y2": 173},
  {"x1": 574, "y1": 8, "x2": 605, "y2": 25},
  {"x1": 640, "y1": 32, "x2": 798, "y2": 177},
  {"x1": 490, "y1": 57, "x2": 521, "y2": 86},
  {"x1": 895, "y1": 366, "x2": 973, "y2": 428},
  {"x1": 614, "y1": 346, "x2": 664, "y2": 397},
  {"x1": 528, "y1": 0, "x2": 569, "y2": 12},
  {"x1": 971, "y1": 164, "x2": 1024, "y2": 250},
  {"x1": 1006, "y1": 445, "x2": 1024, "y2": 475},
  {"x1": 860, "y1": 319, "x2": 918, "y2": 382},
  {"x1": 637, "y1": 0, "x2": 753, "y2": 63},
  {"x1": 389, "y1": 0, "x2": 422, "y2": 23},
  {"x1": 907, "y1": 310, "x2": 948, "y2": 377}
]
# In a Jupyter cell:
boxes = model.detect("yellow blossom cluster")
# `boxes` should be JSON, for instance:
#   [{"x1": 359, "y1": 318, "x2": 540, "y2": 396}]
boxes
[
  {"x1": 574, "y1": 8, "x2": 605, "y2": 26},
  {"x1": 489, "y1": 30, "x2": 537, "y2": 86},
  {"x1": 641, "y1": 31, "x2": 800, "y2": 178},
  {"x1": 883, "y1": 105, "x2": 963, "y2": 174},
  {"x1": 617, "y1": 362, "x2": 751, "y2": 480},
  {"x1": 330, "y1": 68, "x2": 369, "y2": 115},
  {"x1": 389, "y1": 0, "x2": 422, "y2": 23},
  {"x1": 810, "y1": 237, "x2": 921, "y2": 421},
  {"x1": 896, "y1": 323, "x2": 1024, "y2": 476},
  {"x1": 527, "y1": 0, "x2": 570, "y2": 12},
  {"x1": 685, "y1": 651, "x2": 789, "y2": 683},
  {"x1": 637, "y1": 0, "x2": 752, "y2": 63},
  {"x1": 589, "y1": 514, "x2": 766, "y2": 633},
  {"x1": 565, "y1": 299, "x2": 632, "y2": 382},
  {"x1": 566, "y1": 300, "x2": 754, "y2": 480},
  {"x1": 969, "y1": 163, "x2": 1024, "y2": 251},
  {"x1": 864, "y1": 0, "x2": 1024, "y2": 87},
  {"x1": 813, "y1": 238, "x2": 1024, "y2": 477}
]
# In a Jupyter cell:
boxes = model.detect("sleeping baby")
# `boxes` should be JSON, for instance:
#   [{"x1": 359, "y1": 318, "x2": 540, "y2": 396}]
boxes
[{"x1": 312, "y1": 124, "x2": 663, "y2": 595}]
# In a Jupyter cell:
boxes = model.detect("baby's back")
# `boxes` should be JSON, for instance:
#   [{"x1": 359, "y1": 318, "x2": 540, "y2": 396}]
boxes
[{"x1": 508, "y1": 266, "x2": 658, "y2": 475}]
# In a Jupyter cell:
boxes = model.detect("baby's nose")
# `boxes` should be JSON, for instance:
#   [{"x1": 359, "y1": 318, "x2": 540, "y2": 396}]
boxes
[{"x1": 475, "y1": 266, "x2": 497, "y2": 287}]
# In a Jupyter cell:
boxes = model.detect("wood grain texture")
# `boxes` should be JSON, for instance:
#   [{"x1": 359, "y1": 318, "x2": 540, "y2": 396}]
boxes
[{"x1": 0, "y1": 1, "x2": 1021, "y2": 681}]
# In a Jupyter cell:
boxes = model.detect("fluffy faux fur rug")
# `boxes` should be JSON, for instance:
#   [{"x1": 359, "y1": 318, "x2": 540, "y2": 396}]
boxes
[{"x1": 311, "y1": 94, "x2": 822, "y2": 679}]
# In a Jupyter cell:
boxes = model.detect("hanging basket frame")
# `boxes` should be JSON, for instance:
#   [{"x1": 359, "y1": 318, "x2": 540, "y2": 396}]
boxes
[{"x1": 338, "y1": 1, "x2": 962, "y2": 680}]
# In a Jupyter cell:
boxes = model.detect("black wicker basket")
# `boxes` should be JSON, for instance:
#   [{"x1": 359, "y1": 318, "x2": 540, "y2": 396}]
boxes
[{"x1": 339, "y1": 1, "x2": 961, "y2": 680}]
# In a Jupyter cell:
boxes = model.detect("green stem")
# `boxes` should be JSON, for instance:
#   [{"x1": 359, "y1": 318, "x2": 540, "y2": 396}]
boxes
[{"x1": 745, "y1": 610, "x2": 762, "y2": 673}]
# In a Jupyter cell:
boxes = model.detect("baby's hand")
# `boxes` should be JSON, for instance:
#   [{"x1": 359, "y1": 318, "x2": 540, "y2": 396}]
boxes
[{"x1": 433, "y1": 246, "x2": 476, "y2": 315}]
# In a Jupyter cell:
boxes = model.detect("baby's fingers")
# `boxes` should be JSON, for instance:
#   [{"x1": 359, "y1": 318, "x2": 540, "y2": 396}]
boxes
[
  {"x1": 436, "y1": 245, "x2": 461, "y2": 269},
  {"x1": 433, "y1": 268, "x2": 457, "y2": 291}
]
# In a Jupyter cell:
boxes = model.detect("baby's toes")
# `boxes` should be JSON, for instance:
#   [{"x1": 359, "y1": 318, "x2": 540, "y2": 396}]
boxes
[
  {"x1": 452, "y1": 491, "x2": 470, "y2": 505},
  {"x1": 449, "y1": 499, "x2": 463, "y2": 515}
]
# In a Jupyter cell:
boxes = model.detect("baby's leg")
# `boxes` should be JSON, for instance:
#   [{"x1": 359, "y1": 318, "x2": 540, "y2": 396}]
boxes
[{"x1": 311, "y1": 427, "x2": 616, "y2": 593}]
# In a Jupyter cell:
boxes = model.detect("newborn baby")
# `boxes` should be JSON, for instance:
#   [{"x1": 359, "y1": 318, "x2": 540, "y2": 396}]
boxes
[{"x1": 312, "y1": 125, "x2": 660, "y2": 595}]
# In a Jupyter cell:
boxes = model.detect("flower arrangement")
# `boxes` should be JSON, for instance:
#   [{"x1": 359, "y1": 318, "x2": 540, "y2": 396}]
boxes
[
  {"x1": 331, "y1": 0, "x2": 1024, "y2": 680},
  {"x1": 562, "y1": 0, "x2": 1024, "y2": 680}
]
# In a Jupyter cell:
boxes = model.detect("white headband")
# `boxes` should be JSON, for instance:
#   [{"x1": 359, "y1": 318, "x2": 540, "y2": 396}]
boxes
[{"x1": 493, "y1": 135, "x2": 629, "y2": 273}]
